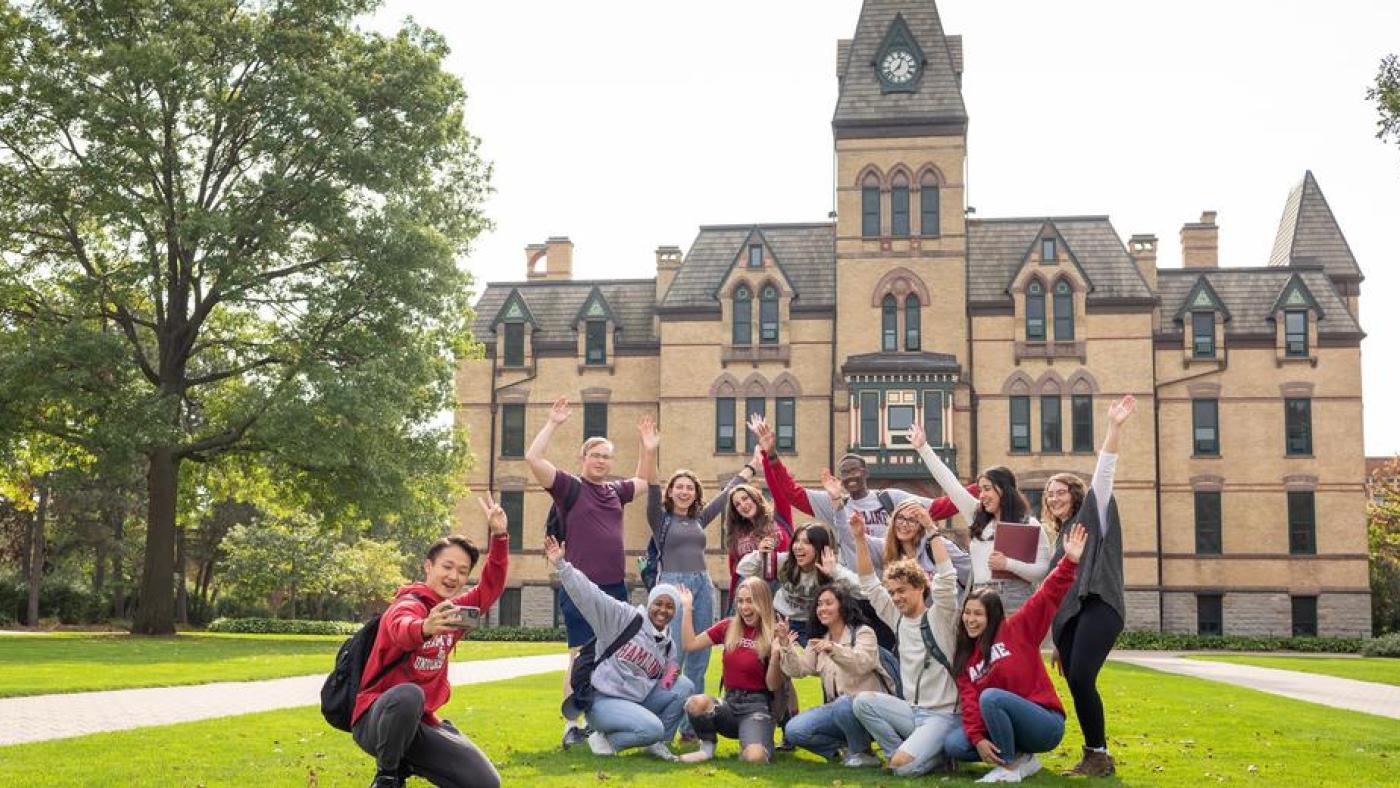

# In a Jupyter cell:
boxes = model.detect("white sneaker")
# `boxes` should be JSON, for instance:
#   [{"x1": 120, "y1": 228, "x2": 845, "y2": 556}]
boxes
[
  {"x1": 587, "y1": 730, "x2": 616, "y2": 756},
  {"x1": 679, "y1": 740, "x2": 716, "y2": 763},
  {"x1": 1013, "y1": 754, "x2": 1042, "y2": 779},
  {"x1": 842, "y1": 752, "x2": 882, "y2": 768},
  {"x1": 645, "y1": 742, "x2": 678, "y2": 762},
  {"x1": 977, "y1": 764, "x2": 1022, "y2": 783}
]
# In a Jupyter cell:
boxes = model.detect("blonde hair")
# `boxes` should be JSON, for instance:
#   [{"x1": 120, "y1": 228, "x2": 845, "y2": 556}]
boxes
[
  {"x1": 882, "y1": 500, "x2": 934, "y2": 567},
  {"x1": 725, "y1": 576, "x2": 776, "y2": 660},
  {"x1": 580, "y1": 436, "x2": 614, "y2": 457},
  {"x1": 1041, "y1": 472, "x2": 1088, "y2": 540},
  {"x1": 882, "y1": 557, "x2": 929, "y2": 590}
]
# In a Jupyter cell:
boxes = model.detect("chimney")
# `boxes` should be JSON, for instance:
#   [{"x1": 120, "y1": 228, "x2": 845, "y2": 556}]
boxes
[
  {"x1": 1180, "y1": 211, "x2": 1218, "y2": 269},
  {"x1": 525, "y1": 237, "x2": 573, "y2": 280},
  {"x1": 1128, "y1": 234, "x2": 1158, "y2": 291},
  {"x1": 655, "y1": 245, "x2": 682, "y2": 303}
]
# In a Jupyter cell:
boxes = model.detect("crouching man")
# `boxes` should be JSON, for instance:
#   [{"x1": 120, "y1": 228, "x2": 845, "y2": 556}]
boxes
[{"x1": 352, "y1": 494, "x2": 511, "y2": 788}]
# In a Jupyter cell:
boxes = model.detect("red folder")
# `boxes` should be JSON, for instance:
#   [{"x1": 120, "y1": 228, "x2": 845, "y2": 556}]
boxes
[{"x1": 991, "y1": 522, "x2": 1041, "y2": 581}]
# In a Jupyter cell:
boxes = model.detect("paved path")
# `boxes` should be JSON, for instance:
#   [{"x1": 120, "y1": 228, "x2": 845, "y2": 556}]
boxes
[
  {"x1": 1109, "y1": 651, "x2": 1400, "y2": 720},
  {"x1": 0, "y1": 652, "x2": 568, "y2": 747}
]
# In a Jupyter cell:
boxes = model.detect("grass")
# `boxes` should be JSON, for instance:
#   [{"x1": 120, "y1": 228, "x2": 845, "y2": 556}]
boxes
[
  {"x1": 1, "y1": 659, "x2": 1397, "y2": 786},
  {"x1": 0, "y1": 632, "x2": 565, "y2": 698},
  {"x1": 1186, "y1": 654, "x2": 1400, "y2": 687}
]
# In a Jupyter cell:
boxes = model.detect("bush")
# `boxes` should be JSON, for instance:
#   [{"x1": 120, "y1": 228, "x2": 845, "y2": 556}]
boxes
[
  {"x1": 206, "y1": 617, "x2": 358, "y2": 636},
  {"x1": 1116, "y1": 631, "x2": 1365, "y2": 654},
  {"x1": 1361, "y1": 632, "x2": 1400, "y2": 657},
  {"x1": 464, "y1": 626, "x2": 566, "y2": 642},
  {"x1": 0, "y1": 574, "x2": 110, "y2": 625}
]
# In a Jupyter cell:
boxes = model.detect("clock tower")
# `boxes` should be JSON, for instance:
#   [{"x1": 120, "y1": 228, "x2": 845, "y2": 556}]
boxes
[{"x1": 832, "y1": 0, "x2": 971, "y2": 484}]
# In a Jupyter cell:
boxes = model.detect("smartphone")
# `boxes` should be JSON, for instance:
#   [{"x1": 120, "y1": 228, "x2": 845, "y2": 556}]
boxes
[{"x1": 452, "y1": 605, "x2": 481, "y2": 632}]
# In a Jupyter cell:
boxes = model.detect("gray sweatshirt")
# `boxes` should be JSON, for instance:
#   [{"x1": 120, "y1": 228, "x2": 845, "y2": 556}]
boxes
[
  {"x1": 557, "y1": 560, "x2": 674, "y2": 704},
  {"x1": 646, "y1": 476, "x2": 741, "y2": 575}
]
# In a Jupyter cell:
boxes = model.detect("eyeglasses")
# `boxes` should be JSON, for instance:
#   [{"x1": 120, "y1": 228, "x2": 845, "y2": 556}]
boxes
[
  {"x1": 585, "y1": 452, "x2": 613, "y2": 461},
  {"x1": 893, "y1": 515, "x2": 922, "y2": 526}
]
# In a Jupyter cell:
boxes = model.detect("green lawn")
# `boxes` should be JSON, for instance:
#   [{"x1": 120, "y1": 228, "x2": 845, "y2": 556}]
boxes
[
  {"x1": 2, "y1": 660, "x2": 1396, "y2": 786},
  {"x1": 0, "y1": 632, "x2": 565, "y2": 698},
  {"x1": 1187, "y1": 654, "x2": 1400, "y2": 687}
]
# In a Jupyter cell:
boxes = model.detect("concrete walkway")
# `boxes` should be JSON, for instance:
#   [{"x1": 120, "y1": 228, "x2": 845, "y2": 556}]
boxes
[
  {"x1": 0, "y1": 652, "x2": 568, "y2": 747},
  {"x1": 1109, "y1": 651, "x2": 1400, "y2": 720}
]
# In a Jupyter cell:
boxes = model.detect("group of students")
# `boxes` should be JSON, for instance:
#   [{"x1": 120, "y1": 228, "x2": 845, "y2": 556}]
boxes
[{"x1": 344, "y1": 393, "x2": 1136, "y2": 787}]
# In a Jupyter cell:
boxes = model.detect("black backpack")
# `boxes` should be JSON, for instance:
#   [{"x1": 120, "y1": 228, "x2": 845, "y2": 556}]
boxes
[
  {"x1": 321, "y1": 593, "x2": 431, "y2": 732},
  {"x1": 560, "y1": 613, "x2": 647, "y2": 718},
  {"x1": 545, "y1": 475, "x2": 583, "y2": 542}
]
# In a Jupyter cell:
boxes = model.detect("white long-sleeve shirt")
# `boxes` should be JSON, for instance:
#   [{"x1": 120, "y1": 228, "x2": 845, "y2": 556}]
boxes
[{"x1": 1088, "y1": 450, "x2": 1118, "y2": 536}]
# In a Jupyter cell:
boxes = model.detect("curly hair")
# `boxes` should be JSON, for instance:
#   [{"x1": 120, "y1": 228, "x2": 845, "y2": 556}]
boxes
[
  {"x1": 807, "y1": 582, "x2": 865, "y2": 633},
  {"x1": 881, "y1": 557, "x2": 929, "y2": 590},
  {"x1": 663, "y1": 469, "x2": 705, "y2": 519},
  {"x1": 1041, "y1": 472, "x2": 1088, "y2": 540},
  {"x1": 725, "y1": 483, "x2": 773, "y2": 551}
]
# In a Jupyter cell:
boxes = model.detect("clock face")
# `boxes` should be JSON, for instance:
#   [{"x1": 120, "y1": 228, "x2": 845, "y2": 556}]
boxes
[{"x1": 880, "y1": 49, "x2": 918, "y2": 84}]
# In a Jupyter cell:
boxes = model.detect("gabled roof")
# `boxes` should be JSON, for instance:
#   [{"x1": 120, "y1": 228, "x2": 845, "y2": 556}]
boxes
[
  {"x1": 1267, "y1": 170, "x2": 1363, "y2": 282},
  {"x1": 491, "y1": 289, "x2": 539, "y2": 327},
  {"x1": 968, "y1": 217, "x2": 1153, "y2": 305},
  {"x1": 1268, "y1": 272, "x2": 1324, "y2": 318},
  {"x1": 1157, "y1": 267, "x2": 1361, "y2": 337},
  {"x1": 1172, "y1": 276, "x2": 1233, "y2": 322},
  {"x1": 833, "y1": 0, "x2": 967, "y2": 135},
  {"x1": 574, "y1": 286, "x2": 615, "y2": 324},
  {"x1": 706, "y1": 227, "x2": 798, "y2": 299},
  {"x1": 473, "y1": 279, "x2": 658, "y2": 347},
  {"x1": 661, "y1": 223, "x2": 836, "y2": 312},
  {"x1": 1008, "y1": 222, "x2": 1095, "y2": 293}
]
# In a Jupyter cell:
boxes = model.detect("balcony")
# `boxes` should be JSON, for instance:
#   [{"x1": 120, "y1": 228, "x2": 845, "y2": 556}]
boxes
[{"x1": 846, "y1": 444, "x2": 957, "y2": 480}]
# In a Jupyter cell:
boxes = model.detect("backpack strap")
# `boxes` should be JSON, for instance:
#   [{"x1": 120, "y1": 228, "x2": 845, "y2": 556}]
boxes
[
  {"x1": 654, "y1": 513, "x2": 674, "y2": 573},
  {"x1": 599, "y1": 613, "x2": 645, "y2": 665},
  {"x1": 363, "y1": 593, "x2": 435, "y2": 688},
  {"x1": 876, "y1": 490, "x2": 896, "y2": 515},
  {"x1": 918, "y1": 612, "x2": 953, "y2": 674},
  {"x1": 552, "y1": 475, "x2": 584, "y2": 541}
]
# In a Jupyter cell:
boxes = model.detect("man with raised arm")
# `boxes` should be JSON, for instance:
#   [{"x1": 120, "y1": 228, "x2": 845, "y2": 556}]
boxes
[{"x1": 524, "y1": 396, "x2": 655, "y2": 748}]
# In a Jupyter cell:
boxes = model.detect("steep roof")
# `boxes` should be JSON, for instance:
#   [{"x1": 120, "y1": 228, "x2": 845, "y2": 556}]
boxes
[
  {"x1": 1267, "y1": 170, "x2": 1363, "y2": 282},
  {"x1": 660, "y1": 223, "x2": 836, "y2": 312},
  {"x1": 833, "y1": 0, "x2": 967, "y2": 135},
  {"x1": 966, "y1": 217, "x2": 1154, "y2": 305},
  {"x1": 1157, "y1": 267, "x2": 1362, "y2": 338},
  {"x1": 473, "y1": 279, "x2": 658, "y2": 347}
]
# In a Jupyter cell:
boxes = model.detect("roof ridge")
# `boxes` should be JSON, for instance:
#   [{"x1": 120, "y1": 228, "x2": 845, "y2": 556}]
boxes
[
  {"x1": 1158, "y1": 265, "x2": 1326, "y2": 275},
  {"x1": 478, "y1": 278, "x2": 657, "y2": 288},
  {"x1": 973, "y1": 215, "x2": 1112, "y2": 224},
  {"x1": 697, "y1": 221, "x2": 834, "y2": 231}
]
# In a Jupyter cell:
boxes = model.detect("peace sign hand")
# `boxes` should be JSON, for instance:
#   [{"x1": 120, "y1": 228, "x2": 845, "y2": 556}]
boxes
[{"x1": 477, "y1": 491, "x2": 507, "y2": 537}]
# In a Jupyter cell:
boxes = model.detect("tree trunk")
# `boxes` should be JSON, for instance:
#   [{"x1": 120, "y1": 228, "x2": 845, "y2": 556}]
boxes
[
  {"x1": 175, "y1": 525, "x2": 188, "y2": 625},
  {"x1": 26, "y1": 482, "x2": 50, "y2": 627},
  {"x1": 110, "y1": 508, "x2": 126, "y2": 619},
  {"x1": 132, "y1": 447, "x2": 179, "y2": 635},
  {"x1": 93, "y1": 535, "x2": 107, "y2": 594}
]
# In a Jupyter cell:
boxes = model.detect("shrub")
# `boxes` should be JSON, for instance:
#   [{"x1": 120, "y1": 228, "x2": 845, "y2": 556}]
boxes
[
  {"x1": 464, "y1": 626, "x2": 566, "y2": 642},
  {"x1": 205, "y1": 617, "x2": 358, "y2": 636},
  {"x1": 1116, "y1": 631, "x2": 1365, "y2": 654},
  {"x1": 1361, "y1": 632, "x2": 1400, "y2": 657}
]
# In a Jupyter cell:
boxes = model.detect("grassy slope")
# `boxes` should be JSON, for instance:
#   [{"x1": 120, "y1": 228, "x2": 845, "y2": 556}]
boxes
[
  {"x1": 0, "y1": 633, "x2": 564, "y2": 697},
  {"x1": 1, "y1": 661, "x2": 1397, "y2": 787},
  {"x1": 1186, "y1": 654, "x2": 1400, "y2": 687}
]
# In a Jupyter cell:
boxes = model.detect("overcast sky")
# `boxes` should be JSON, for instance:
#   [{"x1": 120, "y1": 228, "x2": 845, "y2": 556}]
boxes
[{"x1": 372, "y1": 0, "x2": 1400, "y2": 456}]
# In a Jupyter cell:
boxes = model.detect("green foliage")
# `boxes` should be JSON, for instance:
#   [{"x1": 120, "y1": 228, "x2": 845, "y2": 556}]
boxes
[
  {"x1": 1368, "y1": 53, "x2": 1400, "y2": 144},
  {"x1": 327, "y1": 536, "x2": 408, "y2": 618},
  {"x1": 0, "y1": 572, "x2": 112, "y2": 625},
  {"x1": 1368, "y1": 456, "x2": 1400, "y2": 634},
  {"x1": 463, "y1": 626, "x2": 566, "y2": 642},
  {"x1": 1116, "y1": 630, "x2": 1364, "y2": 654},
  {"x1": 205, "y1": 617, "x2": 358, "y2": 635},
  {"x1": 1361, "y1": 631, "x2": 1400, "y2": 657}
]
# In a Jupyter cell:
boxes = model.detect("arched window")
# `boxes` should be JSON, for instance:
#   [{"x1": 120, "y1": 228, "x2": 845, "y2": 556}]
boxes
[
  {"x1": 1053, "y1": 280, "x2": 1074, "y2": 340},
  {"x1": 732, "y1": 285, "x2": 752, "y2": 345},
  {"x1": 861, "y1": 172, "x2": 881, "y2": 237},
  {"x1": 881, "y1": 294, "x2": 898, "y2": 351},
  {"x1": 1026, "y1": 280, "x2": 1046, "y2": 341},
  {"x1": 905, "y1": 294, "x2": 921, "y2": 351},
  {"x1": 919, "y1": 171, "x2": 940, "y2": 236},
  {"x1": 759, "y1": 285, "x2": 779, "y2": 345},
  {"x1": 890, "y1": 172, "x2": 910, "y2": 237}
]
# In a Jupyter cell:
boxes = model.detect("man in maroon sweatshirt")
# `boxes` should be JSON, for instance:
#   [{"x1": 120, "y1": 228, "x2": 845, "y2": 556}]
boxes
[{"x1": 351, "y1": 495, "x2": 510, "y2": 788}]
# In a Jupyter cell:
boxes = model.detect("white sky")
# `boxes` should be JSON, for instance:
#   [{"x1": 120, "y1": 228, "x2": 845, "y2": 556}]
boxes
[{"x1": 373, "y1": 0, "x2": 1400, "y2": 456}]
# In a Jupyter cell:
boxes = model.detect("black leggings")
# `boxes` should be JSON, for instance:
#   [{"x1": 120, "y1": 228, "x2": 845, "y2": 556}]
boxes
[{"x1": 1052, "y1": 595, "x2": 1123, "y2": 750}]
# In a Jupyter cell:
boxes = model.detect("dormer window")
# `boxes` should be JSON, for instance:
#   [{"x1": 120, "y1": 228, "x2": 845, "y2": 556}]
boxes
[
  {"x1": 1284, "y1": 310, "x2": 1308, "y2": 357},
  {"x1": 862, "y1": 173, "x2": 881, "y2": 237},
  {"x1": 1042, "y1": 238, "x2": 1056, "y2": 262},
  {"x1": 585, "y1": 320, "x2": 607, "y2": 365},
  {"x1": 748, "y1": 244, "x2": 763, "y2": 269},
  {"x1": 891, "y1": 173, "x2": 910, "y2": 237},
  {"x1": 1192, "y1": 312, "x2": 1216, "y2": 358},
  {"x1": 503, "y1": 322, "x2": 525, "y2": 367},
  {"x1": 759, "y1": 285, "x2": 779, "y2": 344},
  {"x1": 1026, "y1": 280, "x2": 1046, "y2": 341},
  {"x1": 1053, "y1": 280, "x2": 1074, "y2": 341}
]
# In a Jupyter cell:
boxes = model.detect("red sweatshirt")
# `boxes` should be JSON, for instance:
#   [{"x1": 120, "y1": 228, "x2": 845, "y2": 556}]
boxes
[
  {"x1": 956, "y1": 556, "x2": 1077, "y2": 745},
  {"x1": 351, "y1": 535, "x2": 509, "y2": 727},
  {"x1": 758, "y1": 449, "x2": 973, "y2": 523}
]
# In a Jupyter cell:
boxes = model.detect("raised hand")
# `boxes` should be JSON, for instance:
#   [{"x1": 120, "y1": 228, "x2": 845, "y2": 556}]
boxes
[
  {"x1": 748, "y1": 413, "x2": 776, "y2": 454},
  {"x1": 676, "y1": 585, "x2": 694, "y2": 610},
  {"x1": 907, "y1": 422, "x2": 927, "y2": 450},
  {"x1": 819, "y1": 468, "x2": 843, "y2": 502},
  {"x1": 773, "y1": 616, "x2": 790, "y2": 648},
  {"x1": 543, "y1": 535, "x2": 566, "y2": 567},
  {"x1": 549, "y1": 396, "x2": 571, "y2": 424},
  {"x1": 819, "y1": 545, "x2": 837, "y2": 577},
  {"x1": 638, "y1": 415, "x2": 660, "y2": 451},
  {"x1": 477, "y1": 491, "x2": 507, "y2": 537},
  {"x1": 1109, "y1": 394, "x2": 1136, "y2": 426},
  {"x1": 1062, "y1": 524, "x2": 1088, "y2": 564},
  {"x1": 848, "y1": 509, "x2": 866, "y2": 541}
]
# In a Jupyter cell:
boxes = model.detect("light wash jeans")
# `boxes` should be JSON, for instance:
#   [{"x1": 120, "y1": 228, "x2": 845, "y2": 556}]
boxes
[
  {"x1": 783, "y1": 694, "x2": 871, "y2": 759},
  {"x1": 852, "y1": 691, "x2": 959, "y2": 776},
  {"x1": 585, "y1": 675, "x2": 695, "y2": 751},
  {"x1": 943, "y1": 688, "x2": 1065, "y2": 763},
  {"x1": 662, "y1": 570, "x2": 715, "y2": 734}
]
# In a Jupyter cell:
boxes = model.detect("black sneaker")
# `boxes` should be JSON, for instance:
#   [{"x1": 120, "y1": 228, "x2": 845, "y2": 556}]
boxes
[
  {"x1": 370, "y1": 770, "x2": 405, "y2": 788},
  {"x1": 562, "y1": 725, "x2": 590, "y2": 750}
]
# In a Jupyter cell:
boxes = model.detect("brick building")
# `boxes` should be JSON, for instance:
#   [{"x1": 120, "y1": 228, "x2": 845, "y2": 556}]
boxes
[{"x1": 455, "y1": 0, "x2": 1370, "y2": 637}]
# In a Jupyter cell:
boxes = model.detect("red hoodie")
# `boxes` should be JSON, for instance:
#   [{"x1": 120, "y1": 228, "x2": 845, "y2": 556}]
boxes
[
  {"x1": 759, "y1": 449, "x2": 973, "y2": 523},
  {"x1": 956, "y1": 556, "x2": 1077, "y2": 745},
  {"x1": 351, "y1": 534, "x2": 509, "y2": 727}
]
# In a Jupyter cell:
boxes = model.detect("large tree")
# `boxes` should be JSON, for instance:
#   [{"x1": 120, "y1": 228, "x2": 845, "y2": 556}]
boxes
[
  {"x1": 1369, "y1": 53, "x2": 1400, "y2": 145},
  {"x1": 0, "y1": 0, "x2": 488, "y2": 634}
]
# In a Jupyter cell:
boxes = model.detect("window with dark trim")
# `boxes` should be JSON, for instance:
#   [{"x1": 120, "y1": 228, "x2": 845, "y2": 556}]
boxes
[
  {"x1": 923, "y1": 390, "x2": 943, "y2": 448},
  {"x1": 748, "y1": 244, "x2": 763, "y2": 269},
  {"x1": 859, "y1": 391, "x2": 880, "y2": 448},
  {"x1": 1042, "y1": 238, "x2": 1056, "y2": 262},
  {"x1": 501, "y1": 404, "x2": 525, "y2": 457},
  {"x1": 1192, "y1": 399, "x2": 1219, "y2": 456},
  {"x1": 1041, "y1": 395, "x2": 1062, "y2": 452},
  {"x1": 888, "y1": 404, "x2": 915, "y2": 445},
  {"x1": 503, "y1": 322, "x2": 525, "y2": 367},
  {"x1": 759, "y1": 285, "x2": 779, "y2": 345},
  {"x1": 1288, "y1": 490, "x2": 1316, "y2": 555},
  {"x1": 1285, "y1": 398, "x2": 1312, "y2": 455},
  {"x1": 583, "y1": 402, "x2": 607, "y2": 440},
  {"x1": 919, "y1": 173, "x2": 940, "y2": 236},
  {"x1": 715, "y1": 398, "x2": 736, "y2": 452},
  {"x1": 1284, "y1": 310, "x2": 1308, "y2": 357},
  {"x1": 905, "y1": 295, "x2": 921, "y2": 351},
  {"x1": 745, "y1": 397, "x2": 766, "y2": 454},
  {"x1": 1053, "y1": 280, "x2": 1074, "y2": 341},
  {"x1": 1197, "y1": 593, "x2": 1223, "y2": 636},
  {"x1": 861, "y1": 174, "x2": 881, "y2": 237},
  {"x1": 1071, "y1": 393, "x2": 1094, "y2": 452},
  {"x1": 496, "y1": 588, "x2": 521, "y2": 627},
  {"x1": 1291, "y1": 596, "x2": 1318, "y2": 637},
  {"x1": 1024, "y1": 488, "x2": 1043, "y2": 519},
  {"x1": 1194, "y1": 491, "x2": 1221, "y2": 554},
  {"x1": 890, "y1": 174, "x2": 910, "y2": 237},
  {"x1": 881, "y1": 294, "x2": 898, "y2": 351},
  {"x1": 585, "y1": 320, "x2": 607, "y2": 365},
  {"x1": 1192, "y1": 311, "x2": 1215, "y2": 358},
  {"x1": 732, "y1": 286, "x2": 752, "y2": 345},
  {"x1": 1010, "y1": 396, "x2": 1031, "y2": 452},
  {"x1": 1026, "y1": 281, "x2": 1046, "y2": 341},
  {"x1": 775, "y1": 397, "x2": 796, "y2": 451},
  {"x1": 500, "y1": 490, "x2": 524, "y2": 551}
]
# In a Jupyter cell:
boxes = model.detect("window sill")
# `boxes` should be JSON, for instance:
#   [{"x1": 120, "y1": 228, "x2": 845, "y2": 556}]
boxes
[
  {"x1": 577, "y1": 362, "x2": 615, "y2": 374},
  {"x1": 1285, "y1": 453, "x2": 1315, "y2": 459},
  {"x1": 1191, "y1": 454, "x2": 1221, "y2": 460},
  {"x1": 499, "y1": 454, "x2": 525, "y2": 461},
  {"x1": 722, "y1": 344, "x2": 791, "y2": 366},
  {"x1": 1014, "y1": 340, "x2": 1085, "y2": 363}
]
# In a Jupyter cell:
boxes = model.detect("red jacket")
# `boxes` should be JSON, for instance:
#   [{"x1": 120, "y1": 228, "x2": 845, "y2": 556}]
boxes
[
  {"x1": 758, "y1": 449, "x2": 974, "y2": 523},
  {"x1": 351, "y1": 535, "x2": 509, "y2": 727},
  {"x1": 956, "y1": 557, "x2": 1077, "y2": 745}
]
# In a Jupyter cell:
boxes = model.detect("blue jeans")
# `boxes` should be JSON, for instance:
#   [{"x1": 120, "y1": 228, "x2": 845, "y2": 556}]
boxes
[
  {"x1": 585, "y1": 676, "x2": 695, "y2": 751},
  {"x1": 662, "y1": 570, "x2": 714, "y2": 733},
  {"x1": 784, "y1": 695, "x2": 871, "y2": 759},
  {"x1": 852, "y1": 691, "x2": 959, "y2": 776},
  {"x1": 943, "y1": 688, "x2": 1065, "y2": 763}
]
